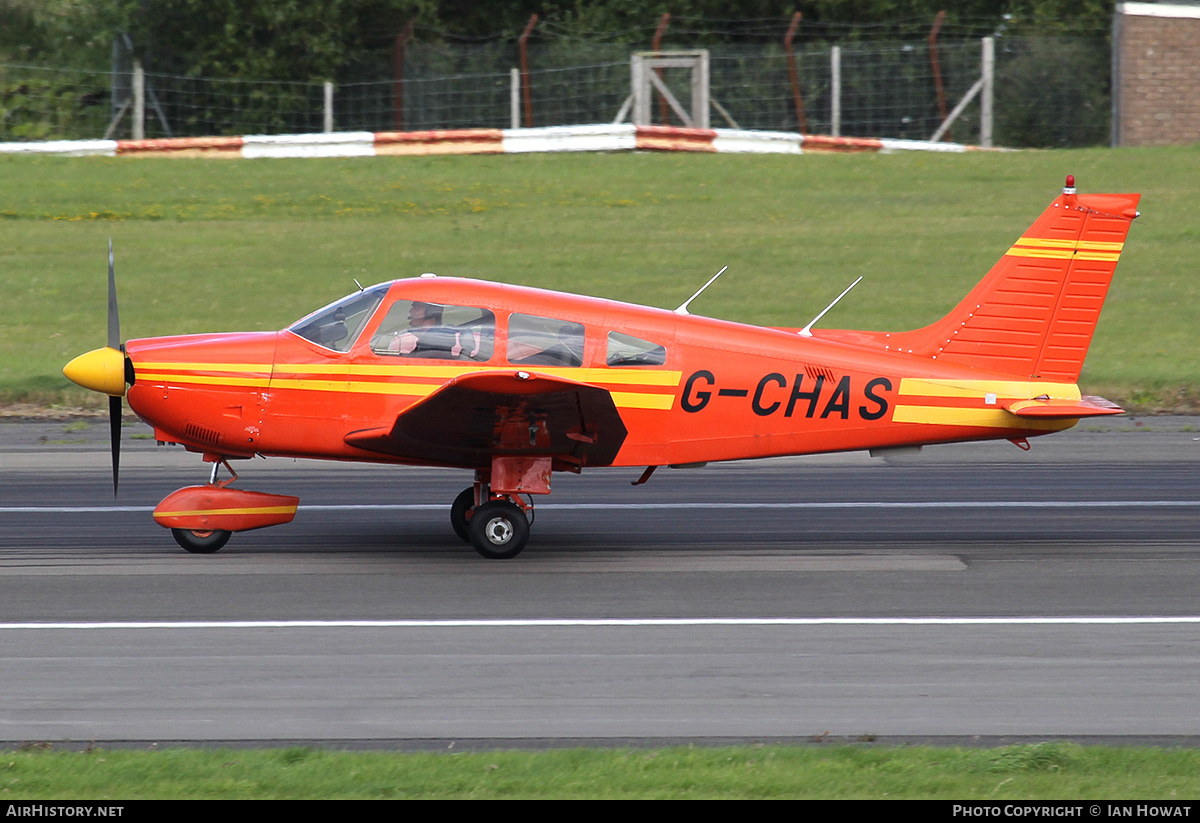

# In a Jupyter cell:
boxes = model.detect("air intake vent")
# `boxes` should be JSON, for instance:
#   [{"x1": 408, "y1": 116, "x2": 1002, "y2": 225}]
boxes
[
  {"x1": 184, "y1": 423, "x2": 221, "y2": 446},
  {"x1": 805, "y1": 364, "x2": 835, "y2": 382}
]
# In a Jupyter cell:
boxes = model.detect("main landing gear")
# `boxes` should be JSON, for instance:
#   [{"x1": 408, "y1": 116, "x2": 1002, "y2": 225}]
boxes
[{"x1": 450, "y1": 473, "x2": 537, "y2": 560}]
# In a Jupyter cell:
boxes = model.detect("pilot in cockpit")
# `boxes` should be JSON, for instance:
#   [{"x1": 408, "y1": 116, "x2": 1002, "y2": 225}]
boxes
[
  {"x1": 383, "y1": 301, "x2": 442, "y2": 355},
  {"x1": 375, "y1": 301, "x2": 481, "y2": 360},
  {"x1": 407, "y1": 301, "x2": 442, "y2": 329}
]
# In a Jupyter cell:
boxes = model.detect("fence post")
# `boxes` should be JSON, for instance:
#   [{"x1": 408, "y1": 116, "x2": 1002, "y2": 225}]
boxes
[
  {"x1": 632, "y1": 54, "x2": 648, "y2": 125},
  {"x1": 784, "y1": 12, "x2": 807, "y2": 133},
  {"x1": 929, "y1": 10, "x2": 948, "y2": 139},
  {"x1": 324, "y1": 82, "x2": 334, "y2": 133},
  {"x1": 132, "y1": 60, "x2": 144, "y2": 140},
  {"x1": 831, "y1": 45, "x2": 841, "y2": 137},
  {"x1": 652, "y1": 13, "x2": 670, "y2": 125},
  {"x1": 393, "y1": 18, "x2": 415, "y2": 131},
  {"x1": 692, "y1": 49, "x2": 710, "y2": 129},
  {"x1": 519, "y1": 14, "x2": 538, "y2": 128},
  {"x1": 510, "y1": 69, "x2": 520, "y2": 129},
  {"x1": 980, "y1": 37, "x2": 994, "y2": 148}
]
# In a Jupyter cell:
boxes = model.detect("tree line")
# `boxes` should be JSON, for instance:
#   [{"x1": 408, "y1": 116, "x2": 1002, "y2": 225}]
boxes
[{"x1": 3, "y1": 0, "x2": 1116, "y2": 80}]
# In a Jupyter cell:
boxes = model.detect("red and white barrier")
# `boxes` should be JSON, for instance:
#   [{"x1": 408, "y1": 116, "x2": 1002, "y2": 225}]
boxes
[{"x1": 0, "y1": 124, "x2": 979, "y2": 159}]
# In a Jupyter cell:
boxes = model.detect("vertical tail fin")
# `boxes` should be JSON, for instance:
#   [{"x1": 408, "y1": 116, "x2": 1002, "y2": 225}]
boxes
[{"x1": 892, "y1": 177, "x2": 1140, "y2": 381}]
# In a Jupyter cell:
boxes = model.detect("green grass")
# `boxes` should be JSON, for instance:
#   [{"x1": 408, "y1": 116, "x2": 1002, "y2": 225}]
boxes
[
  {"x1": 2, "y1": 743, "x2": 1200, "y2": 799},
  {"x1": 3, "y1": 145, "x2": 1199, "y2": 411}
]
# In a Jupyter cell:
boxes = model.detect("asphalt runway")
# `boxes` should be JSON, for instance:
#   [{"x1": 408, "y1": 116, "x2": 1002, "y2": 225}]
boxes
[{"x1": 1, "y1": 418, "x2": 1198, "y2": 745}]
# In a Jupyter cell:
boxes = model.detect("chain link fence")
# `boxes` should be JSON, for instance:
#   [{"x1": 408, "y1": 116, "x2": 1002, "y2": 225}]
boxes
[{"x1": 0, "y1": 36, "x2": 1109, "y2": 147}]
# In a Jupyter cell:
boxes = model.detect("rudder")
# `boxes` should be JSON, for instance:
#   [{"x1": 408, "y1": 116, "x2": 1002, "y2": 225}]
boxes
[{"x1": 890, "y1": 177, "x2": 1140, "y2": 381}]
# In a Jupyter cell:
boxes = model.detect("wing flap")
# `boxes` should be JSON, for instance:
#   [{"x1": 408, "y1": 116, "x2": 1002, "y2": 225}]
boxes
[{"x1": 344, "y1": 370, "x2": 628, "y2": 468}]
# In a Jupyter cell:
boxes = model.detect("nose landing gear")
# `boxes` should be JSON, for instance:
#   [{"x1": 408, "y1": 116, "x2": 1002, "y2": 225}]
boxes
[{"x1": 153, "y1": 457, "x2": 299, "y2": 554}]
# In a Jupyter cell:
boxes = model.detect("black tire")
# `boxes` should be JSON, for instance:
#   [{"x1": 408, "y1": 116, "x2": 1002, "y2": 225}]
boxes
[
  {"x1": 171, "y1": 528, "x2": 232, "y2": 554},
  {"x1": 450, "y1": 487, "x2": 474, "y2": 543},
  {"x1": 467, "y1": 500, "x2": 529, "y2": 560}
]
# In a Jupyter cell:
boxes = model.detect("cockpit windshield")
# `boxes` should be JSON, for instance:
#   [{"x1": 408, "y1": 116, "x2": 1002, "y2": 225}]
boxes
[{"x1": 287, "y1": 283, "x2": 389, "y2": 352}]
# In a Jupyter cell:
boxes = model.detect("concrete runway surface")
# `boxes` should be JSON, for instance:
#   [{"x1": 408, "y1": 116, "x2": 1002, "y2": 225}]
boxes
[{"x1": 0, "y1": 417, "x2": 1198, "y2": 746}]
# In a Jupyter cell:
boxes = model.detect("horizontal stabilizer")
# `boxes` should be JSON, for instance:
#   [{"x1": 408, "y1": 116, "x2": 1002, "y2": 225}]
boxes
[{"x1": 1004, "y1": 395, "x2": 1123, "y2": 419}]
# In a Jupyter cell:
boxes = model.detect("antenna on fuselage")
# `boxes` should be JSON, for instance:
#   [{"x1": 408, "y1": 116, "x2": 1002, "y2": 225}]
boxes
[
  {"x1": 799, "y1": 276, "x2": 862, "y2": 337},
  {"x1": 353, "y1": 278, "x2": 364, "y2": 292},
  {"x1": 674, "y1": 266, "x2": 729, "y2": 315}
]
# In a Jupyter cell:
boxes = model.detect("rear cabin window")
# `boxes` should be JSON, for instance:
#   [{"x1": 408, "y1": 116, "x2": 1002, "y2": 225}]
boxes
[
  {"x1": 507, "y1": 314, "x2": 585, "y2": 367},
  {"x1": 369, "y1": 300, "x2": 495, "y2": 361},
  {"x1": 606, "y1": 331, "x2": 667, "y2": 366}
]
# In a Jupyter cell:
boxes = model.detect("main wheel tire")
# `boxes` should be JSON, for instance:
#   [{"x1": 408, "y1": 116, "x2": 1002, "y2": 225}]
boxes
[
  {"x1": 171, "y1": 528, "x2": 232, "y2": 554},
  {"x1": 449, "y1": 487, "x2": 475, "y2": 543},
  {"x1": 467, "y1": 500, "x2": 529, "y2": 560}
]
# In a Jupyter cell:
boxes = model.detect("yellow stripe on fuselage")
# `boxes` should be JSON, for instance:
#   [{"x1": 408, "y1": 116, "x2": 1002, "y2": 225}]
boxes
[
  {"x1": 137, "y1": 373, "x2": 270, "y2": 389},
  {"x1": 271, "y1": 379, "x2": 437, "y2": 396},
  {"x1": 895, "y1": 378, "x2": 1080, "y2": 431},
  {"x1": 891, "y1": 405, "x2": 1072, "y2": 431},
  {"x1": 137, "y1": 362, "x2": 273, "y2": 373},
  {"x1": 899, "y1": 378, "x2": 1081, "y2": 401},
  {"x1": 610, "y1": 391, "x2": 675, "y2": 410},
  {"x1": 136, "y1": 361, "x2": 681, "y2": 386},
  {"x1": 136, "y1": 363, "x2": 680, "y2": 410}
]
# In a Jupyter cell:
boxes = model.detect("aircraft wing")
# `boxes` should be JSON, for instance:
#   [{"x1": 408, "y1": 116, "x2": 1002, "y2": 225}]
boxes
[{"x1": 343, "y1": 370, "x2": 628, "y2": 469}]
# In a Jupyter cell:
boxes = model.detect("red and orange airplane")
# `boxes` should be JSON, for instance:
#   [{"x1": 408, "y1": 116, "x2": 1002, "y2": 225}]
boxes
[{"x1": 64, "y1": 177, "x2": 1139, "y2": 558}]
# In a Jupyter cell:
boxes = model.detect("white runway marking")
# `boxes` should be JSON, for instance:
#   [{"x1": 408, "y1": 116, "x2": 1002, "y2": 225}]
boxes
[
  {"x1": 2, "y1": 617, "x2": 1200, "y2": 630},
  {"x1": 3, "y1": 500, "x2": 1199, "y2": 514}
]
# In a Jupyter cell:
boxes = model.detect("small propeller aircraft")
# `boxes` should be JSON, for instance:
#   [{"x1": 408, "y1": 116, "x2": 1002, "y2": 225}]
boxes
[{"x1": 64, "y1": 176, "x2": 1140, "y2": 559}]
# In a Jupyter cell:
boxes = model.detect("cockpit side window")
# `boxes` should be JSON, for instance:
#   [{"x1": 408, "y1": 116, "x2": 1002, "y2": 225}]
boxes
[
  {"x1": 288, "y1": 284, "x2": 388, "y2": 352},
  {"x1": 607, "y1": 331, "x2": 667, "y2": 366},
  {"x1": 370, "y1": 300, "x2": 495, "y2": 361},
  {"x1": 507, "y1": 314, "x2": 585, "y2": 367}
]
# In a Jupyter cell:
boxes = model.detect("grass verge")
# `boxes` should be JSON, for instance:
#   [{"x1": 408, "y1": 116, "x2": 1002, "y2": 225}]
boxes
[
  {"x1": 3, "y1": 742, "x2": 1200, "y2": 799},
  {"x1": 3, "y1": 145, "x2": 1198, "y2": 412}
]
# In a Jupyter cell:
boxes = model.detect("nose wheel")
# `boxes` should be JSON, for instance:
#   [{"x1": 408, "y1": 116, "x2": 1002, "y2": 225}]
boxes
[{"x1": 171, "y1": 528, "x2": 232, "y2": 554}]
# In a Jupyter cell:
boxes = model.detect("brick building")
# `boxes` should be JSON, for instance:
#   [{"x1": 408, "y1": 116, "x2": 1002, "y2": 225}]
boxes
[{"x1": 1114, "y1": 1, "x2": 1200, "y2": 146}]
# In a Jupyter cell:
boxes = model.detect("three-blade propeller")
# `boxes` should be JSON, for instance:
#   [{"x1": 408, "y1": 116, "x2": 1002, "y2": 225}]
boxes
[{"x1": 62, "y1": 240, "x2": 129, "y2": 495}]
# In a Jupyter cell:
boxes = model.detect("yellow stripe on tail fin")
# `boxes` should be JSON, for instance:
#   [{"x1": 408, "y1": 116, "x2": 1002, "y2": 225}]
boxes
[
  {"x1": 893, "y1": 178, "x2": 1140, "y2": 381},
  {"x1": 813, "y1": 179, "x2": 1140, "y2": 383}
]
